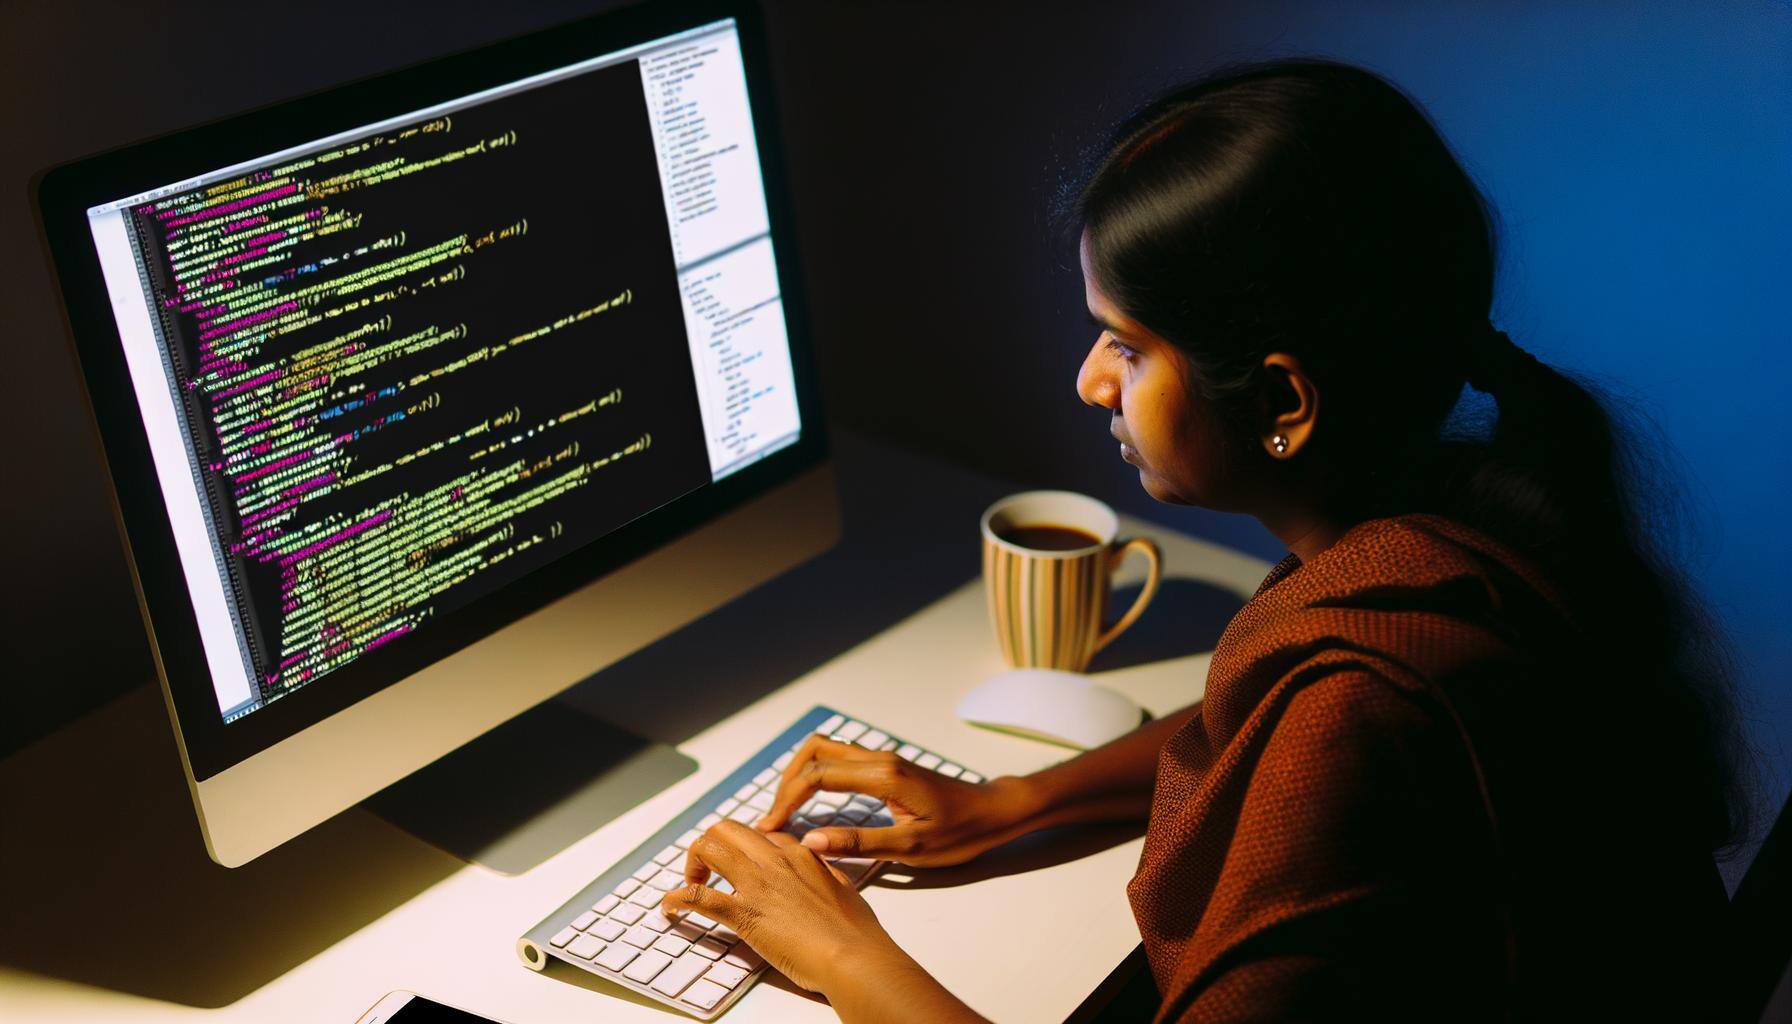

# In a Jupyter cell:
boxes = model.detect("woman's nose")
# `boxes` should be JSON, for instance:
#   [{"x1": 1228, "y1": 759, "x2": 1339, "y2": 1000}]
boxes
[{"x1": 1076, "y1": 341, "x2": 1120, "y2": 409}]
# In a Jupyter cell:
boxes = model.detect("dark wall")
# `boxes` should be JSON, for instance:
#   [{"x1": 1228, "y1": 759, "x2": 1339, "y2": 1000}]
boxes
[{"x1": 3, "y1": 1, "x2": 1786, "y2": 853}]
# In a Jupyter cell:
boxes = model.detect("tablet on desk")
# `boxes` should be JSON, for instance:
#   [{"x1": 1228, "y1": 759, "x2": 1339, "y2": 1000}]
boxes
[{"x1": 356, "y1": 990, "x2": 508, "y2": 1024}]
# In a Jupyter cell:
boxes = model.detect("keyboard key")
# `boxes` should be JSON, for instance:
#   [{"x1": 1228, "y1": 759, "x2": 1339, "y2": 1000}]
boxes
[
  {"x1": 622, "y1": 924, "x2": 659, "y2": 948},
  {"x1": 612, "y1": 903, "x2": 648, "y2": 932},
  {"x1": 681, "y1": 979, "x2": 730, "y2": 1011},
  {"x1": 858, "y1": 729, "x2": 889, "y2": 749},
  {"x1": 735, "y1": 784, "x2": 759, "y2": 802},
  {"x1": 747, "y1": 790, "x2": 776, "y2": 812},
  {"x1": 835, "y1": 720, "x2": 868, "y2": 742},
  {"x1": 633, "y1": 862, "x2": 660, "y2": 882},
  {"x1": 690, "y1": 936, "x2": 729, "y2": 960},
  {"x1": 708, "y1": 922, "x2": 740, "y2": 944},
  {"x1": 593, "y1": 894, "x2": 621, "y2": 914},
  {"x1": 754, "y1": 767, "x2": 779, "y2": 787},
  {"x1": 623, "y1": 949, "x2": 673, "y2": 984},
  {"x1": 650, "y1": 951, "x2": 711, "y2": 997},
  {"x1": 613, "y1": 878, "x2": 641, "y2": 898},
  {"x1": 567, "y1": 934, "x2": 606, "y2": 959},
  {"x1": 596, "y1": 942, "x2": 639, "y2": 972},
  {"x1": 879, "y1": 738, "x2": 900, "y2": 751},
  {"x1": 716, "y1": 798, "x2": 739, "y2": 816},
  {"x1": 773, "y1": 751, "x2": 795, "y2": 771},
  {"x1": 610, "y1": 903, "x2": 645, "y2": 925},
  {"x1": 654, "y1": 845, "x2": 682, "y2": 865},
  {"x1": 704, "y1": 960, "x2": 749, "y2": 988},
  {"x1": 896, "y1": 743, "x2": 922, "y2": 761},
  {"x1": 723, "y1": 945, "x2": 764, "y2": 971},
  {"x1": 916, "y1": 752, "x2": 942, "y2": 770},
  {"x1": 849, "y1": 794, "x2": 884, "y2": 811},
  {"x1": 728, "y1": 804, "x2": 760, "y2": 824},
  {"x1": 666, "y1": 852, "x2": 687, "y2": 875},
  {"x1": 938, "y1": 763, "x2": 963, "y2": 779},
  {"x1": 550, "y1": 926, "x2": 578, "y2": 948},
  {"x1": 627, "y1": 887, "x2": 662, "y2": 908},
  {"x1": 714, "y1": 877, "x2": 735, "y2": 895},
  {"x1": 649, "y1": 870, "x2": 685, "y2": 891},
  {"x1": 592, "y1": 919, "x2": 626, "y2": 941},
  {"x1": 686, "y1": 912, "x2": 717, "y2": 930},
  {"x1": 816, "y1": 790, "x2": 853, "y2": 806},
  {"x1": 653, "y1": 933, "x2": 692, "y2": 958},
  {"x1": 670, "y1": 918, "x2": 709, "y2": 943},
  {"x1": 674, "y1": 829, "x2": 702, "y2": 849},
  {"x1": 641, "y1": 909, "x2": 674, "y2": 933},
  {"x1": 571, "y1": 910, "x2": 598, "y2": 931},
  {"x1": 836, "y1": 806, "x2": 869, "y2": 824},
  {"x1": 698, "y1": 813, "x2": 722, "y2": 829},
  {"x1": 961, "y1": 771, "x2": 983, "y2": 784},
  {"x1": 816, "y1": 714, "x2": 845, "y2": 735}
]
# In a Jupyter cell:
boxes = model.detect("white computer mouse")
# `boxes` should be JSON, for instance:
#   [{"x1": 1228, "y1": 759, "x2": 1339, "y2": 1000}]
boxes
[{"x1": 956, "y1": 668, "x2": 1146, "y2": 750}]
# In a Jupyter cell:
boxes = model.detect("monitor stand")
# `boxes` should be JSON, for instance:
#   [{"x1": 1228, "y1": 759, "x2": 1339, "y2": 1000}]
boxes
[{"x1": 361, "y1": 697, "x2": 695, "y2": 875}]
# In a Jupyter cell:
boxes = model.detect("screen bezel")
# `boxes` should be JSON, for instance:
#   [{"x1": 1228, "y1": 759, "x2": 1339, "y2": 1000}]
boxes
[{"x1": 32, "y1": 0, "x2": 825, "y2": 782}]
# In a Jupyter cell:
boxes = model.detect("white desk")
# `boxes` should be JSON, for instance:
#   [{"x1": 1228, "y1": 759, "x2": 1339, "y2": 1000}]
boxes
[{"x1": 0, "y1": 441, "x2": 1273, "y2": 1023}]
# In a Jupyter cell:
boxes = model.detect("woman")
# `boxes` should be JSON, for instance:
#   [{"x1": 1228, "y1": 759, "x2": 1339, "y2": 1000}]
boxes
[{"x1": 661, "y1": 60, "x2": 1748, "y2": 1021}]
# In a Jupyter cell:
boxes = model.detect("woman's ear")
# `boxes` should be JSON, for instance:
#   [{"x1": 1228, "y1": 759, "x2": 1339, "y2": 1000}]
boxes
[{"x1": 1259, "y1": 352, "x2": 1318, "y2": 458}]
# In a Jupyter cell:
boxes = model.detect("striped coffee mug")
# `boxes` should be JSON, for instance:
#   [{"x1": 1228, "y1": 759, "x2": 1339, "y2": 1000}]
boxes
[{"x1": 980, "y1": 491, "x2": 1162, "y2": 671}]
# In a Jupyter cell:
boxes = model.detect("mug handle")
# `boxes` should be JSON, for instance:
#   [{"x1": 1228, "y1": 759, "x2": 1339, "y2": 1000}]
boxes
[{"x1": 1093, "y1": 536, "x2": 1162, "y2": 654}]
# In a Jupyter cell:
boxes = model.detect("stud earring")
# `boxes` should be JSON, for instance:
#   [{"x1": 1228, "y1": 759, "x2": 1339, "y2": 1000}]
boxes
[{"x1": 1271, "y1": 434, "x2": 1289, "y2": 454}]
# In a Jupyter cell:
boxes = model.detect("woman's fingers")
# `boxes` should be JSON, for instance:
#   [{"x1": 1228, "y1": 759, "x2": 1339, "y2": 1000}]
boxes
[
  {"x1": 665, "y1": 823, "x2": 847, "y2": 927},
  {"x1": 764, "y1": 829, "x2": 846, "y2": 885},
  {"x1": 660, "y1": 879, "x2": 742, "y2": 926},
  {"x1": 757, "y1": 736, "x2": 886, "y2": 831},
  {"x1": 799, "y1": 823, "x2": 918, "y2": 858},
  {"x1": 761, "y1": 830, "x2": 802, "y2": 849},
  {"x1": 683, "y1": 819, "x2": 771, "y2": 887},
  {"x1": 763, "y1": 756, "x2": 912, "y2": 833}
]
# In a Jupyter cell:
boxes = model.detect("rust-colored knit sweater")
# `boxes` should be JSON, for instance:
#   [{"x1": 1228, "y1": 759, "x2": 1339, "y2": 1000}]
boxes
[{"x1": 1127, "y1": 515, "x2": 1726, "y2": 1021}]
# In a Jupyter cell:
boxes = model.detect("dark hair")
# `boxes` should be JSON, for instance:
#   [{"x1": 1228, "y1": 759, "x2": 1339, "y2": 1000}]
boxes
[{"x1": 1075, "y1": 59, "x2": 1750, "y2": 852}]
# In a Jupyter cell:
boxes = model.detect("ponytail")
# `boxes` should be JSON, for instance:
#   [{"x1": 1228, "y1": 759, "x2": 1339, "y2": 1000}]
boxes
[{"x1": 1438, "y1": 326, "x2": 1751, "y2": 850}]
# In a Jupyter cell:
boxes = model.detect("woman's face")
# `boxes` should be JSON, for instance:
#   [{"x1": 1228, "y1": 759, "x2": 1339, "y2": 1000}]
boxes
[{"x1": 1076, "y1": 238, "x2": 1235, "y2": 509}]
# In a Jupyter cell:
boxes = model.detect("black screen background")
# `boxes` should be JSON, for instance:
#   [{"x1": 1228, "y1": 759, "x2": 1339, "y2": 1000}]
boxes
[
  {"x1": 125, "y1": 58, "x2": 712, "y2": 711},
  {"x1": 381, "y1": 995, "x2": 498, "y2": 1024}
]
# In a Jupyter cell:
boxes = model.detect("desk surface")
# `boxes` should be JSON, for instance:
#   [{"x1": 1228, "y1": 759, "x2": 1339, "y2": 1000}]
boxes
[{"x1": 0, "y1": 442, "x2": 1273, "y2": 1024}]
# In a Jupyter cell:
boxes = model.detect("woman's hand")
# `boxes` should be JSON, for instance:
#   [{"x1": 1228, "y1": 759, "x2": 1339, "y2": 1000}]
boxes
[
  {"x1": 661, "y1": 822, "x2": 991, "y2": 1023},
  {"x1": 754, "y1": 735, "x2": 1044, "y2": 866},
  {"x1": 659, "y1": 821, "x2": 908, "y2": 994}
]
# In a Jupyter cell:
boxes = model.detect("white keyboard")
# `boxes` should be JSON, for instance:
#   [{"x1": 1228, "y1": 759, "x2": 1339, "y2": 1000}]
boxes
[{"x1": 518, "y1": 706, "x2": 982, "y2": 1019}]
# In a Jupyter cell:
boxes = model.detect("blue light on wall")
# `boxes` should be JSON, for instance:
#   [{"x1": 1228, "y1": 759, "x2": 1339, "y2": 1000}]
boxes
[{"x1": 1144, "y1": 0, "x2": 1790, "y2": 871}]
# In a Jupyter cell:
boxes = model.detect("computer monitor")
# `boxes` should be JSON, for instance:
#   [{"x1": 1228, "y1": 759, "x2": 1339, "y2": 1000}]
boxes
[{"x1": 33, "y1": 0, "x2": 835, "y2": 867}]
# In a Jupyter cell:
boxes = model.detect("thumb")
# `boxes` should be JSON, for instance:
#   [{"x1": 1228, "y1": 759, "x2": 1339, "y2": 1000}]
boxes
[{"x1": 800, "y1": 825, "x2": 910, "y2": 858}]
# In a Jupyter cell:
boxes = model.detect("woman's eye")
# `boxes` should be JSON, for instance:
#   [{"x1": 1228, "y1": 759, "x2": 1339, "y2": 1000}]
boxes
[{"x1": 1105, "y1": 337, "x2": 1137, "y2": 361}]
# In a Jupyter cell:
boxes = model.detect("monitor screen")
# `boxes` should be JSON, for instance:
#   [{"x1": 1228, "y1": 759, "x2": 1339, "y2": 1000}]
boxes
[{"x1": 80, "y1": 17, "x2": 801, "y2": 725}]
